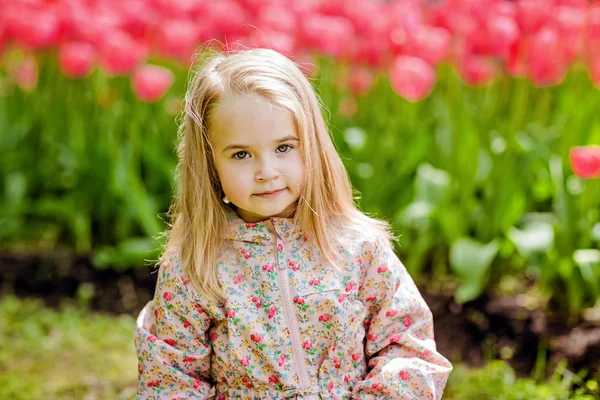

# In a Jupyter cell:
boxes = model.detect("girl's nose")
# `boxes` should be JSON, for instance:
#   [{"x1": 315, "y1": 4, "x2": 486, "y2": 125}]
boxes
[{"x1": 255, "y1": 158, "x2": 280, "y2": 181}]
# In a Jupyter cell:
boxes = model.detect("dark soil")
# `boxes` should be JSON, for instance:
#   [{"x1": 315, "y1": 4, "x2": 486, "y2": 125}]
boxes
[{"x1": 1, "y1": 247, "x2": 599, "y2": 378}]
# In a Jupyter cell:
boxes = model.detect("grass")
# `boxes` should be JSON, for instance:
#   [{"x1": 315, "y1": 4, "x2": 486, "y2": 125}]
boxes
[
  {"x1": 0, "y1": 295, "x2": 138, "y2": 400},
  {"x1": 0, "y1": 294, "x2": 597, "y2": 400}
]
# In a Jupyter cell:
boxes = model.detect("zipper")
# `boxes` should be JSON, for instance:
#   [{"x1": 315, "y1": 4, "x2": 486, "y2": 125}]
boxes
[{"x1": 275, "y1": 236, "x2": 312, "y2": 392}]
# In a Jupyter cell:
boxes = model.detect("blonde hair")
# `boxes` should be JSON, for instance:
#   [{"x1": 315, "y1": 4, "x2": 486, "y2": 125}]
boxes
[{"x1": 164, "y1": 47, "x2": 391, "y2": 303}]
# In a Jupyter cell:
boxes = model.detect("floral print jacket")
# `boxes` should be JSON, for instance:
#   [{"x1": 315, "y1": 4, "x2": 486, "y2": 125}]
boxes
[{"x1": 135, "y1": 208, "x2": 452, "y2": 399}]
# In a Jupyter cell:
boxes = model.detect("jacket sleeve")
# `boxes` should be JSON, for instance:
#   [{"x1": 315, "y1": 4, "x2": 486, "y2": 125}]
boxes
[
  {"x1": 134, "y1": 249, "x2": 215, "y2": 399},
  {"x1": 352, "y1": 235, "x2": 452, "y2": 400}
]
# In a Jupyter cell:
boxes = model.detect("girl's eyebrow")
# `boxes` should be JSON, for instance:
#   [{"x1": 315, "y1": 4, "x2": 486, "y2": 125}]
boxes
[{"x1": 221, "y1": 135, "x2": 299, "y2": 152}]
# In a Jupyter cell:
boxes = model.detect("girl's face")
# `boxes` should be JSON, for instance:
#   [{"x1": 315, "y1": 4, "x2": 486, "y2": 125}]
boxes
[{"x1": 210, "y1": 93, "x2": 306, "y2": 223}]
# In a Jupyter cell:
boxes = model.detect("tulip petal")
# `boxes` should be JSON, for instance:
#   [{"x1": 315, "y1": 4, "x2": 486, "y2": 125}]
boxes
[{"x1": 570, "y1": 146, "x2": 600, "y2": 179}]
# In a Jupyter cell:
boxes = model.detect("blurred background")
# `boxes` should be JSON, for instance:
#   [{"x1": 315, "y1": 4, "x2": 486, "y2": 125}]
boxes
[{"x1": 1, "y1": 0, "x2": 600, "y2": 398}]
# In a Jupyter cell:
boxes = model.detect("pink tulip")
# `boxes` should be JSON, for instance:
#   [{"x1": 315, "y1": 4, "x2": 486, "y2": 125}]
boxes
[
  {"x1": 553, "y1": 6, "x2": 587, "y2": 62},
  {"x1": 589, "y1": 5, "x2": 600, "y2": 39},
  {"x1": 569, "y1": 146, "x2": 600, "y2": 179},
  {"x1": 589, "y1": 54, "x2": 600, "y2": 87},
  {"x1": 13, "y1": 58, "x2": 38, "y2": 92},
  {"x1": 300, "y1": 14, "x2": 354, "y2": 58},
  {"x1": 250, "y1": 29, "x2": 295, "y2": 57},
  {"x1": 404, "y1": 26, "x2": 452, "y2": 66},
  {"x1": 14, "y1": 10, "x2": 60, "y2": 49},
  {"x1": 235, "y1": 0, "x2": 267, "y2": 14},
  {"x1": 132, "y1": 65, "x2": 174, "y2": 103},
  {"x1": 487, "y1": 16, "x2": 520, "y2": 59},
  {"x1": 208, "y1": 1, "x2": 248, "y2": 38},
  {"x1": 99, "y1": 31, "x2": 148, "y2": 75},
  {"x1": 555, "y1": 6, "x2": 587, "y2": 35},
  {"x1": 491, "y1": 2, "x2": 518, "y2": 19},
  {"x1": 388, "y1": 1, "x2": 423, "y2": 35},
  {"x1": 460, "y1": 55, "x2": 496, "y2": 87},
  {"x1": 349, "y1": 66, "x2": 374, "y2": 96},
  {"x1": 507, "y1": 37, "x2": 527, "y2": 76},
  {"x1": 0, "y1": 22, "x2": 6, "y2": 51},
  {"x1": 63, "y1": 6, "x2": 103, "y2": 45},
  {"x1": 518, "y1": 0, "x2": 553, "y2": 34},
  {"x1": 558, "y1": 0, "x2": 589, "y2": 8},
  {"x1": 2, "y1": 5, "x2": 19, "y2": 42},
  {"x1": 442, "y1": 11, "x2": 479, "y2": 37},
  {"x1": 526, "y1": 27, "x2": 567, "y2": 86},
  {"x1": 586, "y1": 5, "x2": 600, "y2": 64},
  {"x1": 342, "y1": 1, "x2": 389, "y2": 37},
  {"x1": 338, "y1": 97, "x2": 358, "y2": 119},
  {"x1": 85, "y1": 6, "x2": 123, "y2": 45},
  {"x1": 59, "y1": 42, "x2": 95, "y2": 79},
  {"x1": 155, "y1": 19, "x2": 199, "y2": 63},
  {"x1": 119, "y1": 0, "x2": 158, "y2": 41},
  {"x1": 148, "y1": 0, "x2": 201, "y2": 19},
  {"x1": 389, "y1": 56, "x2": 436, "y2": 102},
  {"x1": 353, "y1": 30, "x2": 391, "y2": 67},
  {"x1": 317, "y1": 0, "x2": 345, "y2": 17},
  {"x1": 258, "y1": 6, "x2": 297, "y2": 33}
]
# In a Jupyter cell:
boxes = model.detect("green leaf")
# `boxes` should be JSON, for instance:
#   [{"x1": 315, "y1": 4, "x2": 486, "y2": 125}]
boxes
[
  {"x1": 437, "y1": 207, "x2": 467, "y2": 244},
  {"x1": 92, "y1": 237, "x2": 160, "y2": 270},
  {"x1": 415, "y1": 163, "x2": 451, "y2": 206},
  {"x1": 5, "y1": 172, "x2": 27, "y2": 209},
  {"x1": 508, "y1": 222, "x2": 555, "y2": 258},
  {"x1": 573, "y1": 249, "x2": 600, "y2": 299},
  {"x1": 592, "y1": 223, "x2": 600, "y2": 242},
  {"x1": 450, "y1": 238, "x2": 499, "y2": 303},
  {"x1": 474, "y1": 149, "x2": 492, "y2": 184},
  {"x1": 397, "y1": 201, "x2": 433, "y2": 231}
]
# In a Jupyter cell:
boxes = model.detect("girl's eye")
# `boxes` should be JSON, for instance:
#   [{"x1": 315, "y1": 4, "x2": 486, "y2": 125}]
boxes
[
  {"x1": 233, "y1": 151, "x2": 249, "y2": 160},
  {"x1": 277, "y1": 144, "x2": 292, "y2": 153}
]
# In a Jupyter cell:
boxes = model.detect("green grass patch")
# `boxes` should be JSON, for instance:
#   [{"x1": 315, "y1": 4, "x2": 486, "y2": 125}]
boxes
[
  {"x1": 445, "y1": 361, "x2": 597, "y2": 400},
  {"x1": 0, "y1": 295, "x2": 137, "y2": 399}
]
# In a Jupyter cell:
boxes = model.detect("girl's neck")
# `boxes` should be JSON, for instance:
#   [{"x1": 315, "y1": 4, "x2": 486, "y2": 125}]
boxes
[{"x1": 232, "y1": 202, "x2": 297, "y2": 223}]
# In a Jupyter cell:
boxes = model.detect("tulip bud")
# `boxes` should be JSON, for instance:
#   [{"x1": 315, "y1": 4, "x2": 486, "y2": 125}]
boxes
[
  {"x1": 460, "y1": 55, "x2": 497, "y2": 87},
  {"x1": 554, "y1": 6, "x2": 587, "y2": 62},
  {"x1": 390, "y1": 56, "x2": 435, "y2": 102},
  {"x1": 155, "y1": 19, "x2": 199, "y2": 63},
  {"x1": 249, "y1": 29, "x2": 295, "y2": 57},
  {"x1": 132, "y1": 65, "x2": 174, "y2": 103},
  {"x1": 99, "y1": 31, "x2": 148, "y2": 76},
  {"x1": 208, "y1": 1, "x2": 248, "y2": 38},
  {"x1": 258, "y1": 6, "x2": 297, "y2": 33},
  {"x1": 569, "y1": 146, "x2": 600, "y2": 179},
  {"x1": 518, "y1": 0, "x2": 553, "y2": 34},
  {"x1": 527, "y1": 27, "x2": 567, "y2": 86},
  {"x1": 13, "y1": 58, "x2": 38, "y2": 92},
  {"x1": 15, "y1": 10, "x2": 60, "y2": 50},
  {"x1": 487, "y1": 16, "x2": 519, "y2": 59},
  {"x1": 300, "y1": 15, "x2": 355, "y2": 58},
  {"x1": 404, "y1": 26, "x2": 452, "y2": 66},
  {"x1": 589, "y1": 54, "x2": 600, "y2": 87},
  {"x1": 59, "y1": 42, "x2": 96, "y2": 79},
  {"x1": 338, "y1": 97, "x2": 358, "y2": 119},
  {"x1": 349, "y1": 66, "x2": 375, "y2": 96}
]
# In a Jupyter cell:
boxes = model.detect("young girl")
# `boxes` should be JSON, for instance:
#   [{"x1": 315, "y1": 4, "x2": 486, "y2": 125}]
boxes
[{"x1": 135, "y1": 48, "x2": 452, "y2": 400}]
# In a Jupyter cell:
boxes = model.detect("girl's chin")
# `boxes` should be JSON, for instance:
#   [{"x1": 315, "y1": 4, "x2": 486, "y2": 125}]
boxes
[{"x1": 235, "y1": 201, "x2": 298, "y2": 222}]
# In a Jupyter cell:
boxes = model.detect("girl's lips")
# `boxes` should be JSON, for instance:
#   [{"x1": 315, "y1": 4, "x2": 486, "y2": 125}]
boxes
[{"x1": 255, "y1": 188, "x2": 285, "y2": 198}]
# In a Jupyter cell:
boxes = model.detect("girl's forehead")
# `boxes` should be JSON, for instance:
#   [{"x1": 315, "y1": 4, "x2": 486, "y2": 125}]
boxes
[{"x1": 209, "y1": 93, "x2": 298, "y2": 150}]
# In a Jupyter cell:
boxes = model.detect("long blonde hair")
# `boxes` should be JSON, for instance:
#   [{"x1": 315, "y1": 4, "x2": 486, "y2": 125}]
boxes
[{"x1": 165, "y1": 47, "x2": 391, "y2": 303}]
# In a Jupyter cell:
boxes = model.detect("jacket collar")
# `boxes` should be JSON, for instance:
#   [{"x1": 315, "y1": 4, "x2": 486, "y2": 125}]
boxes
[{"x1": 225, "y1": 205, "x2": 303, "y2": 244}]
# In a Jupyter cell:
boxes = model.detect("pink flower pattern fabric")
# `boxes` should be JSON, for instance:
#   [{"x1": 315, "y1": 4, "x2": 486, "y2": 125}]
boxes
[{"x1": 135, "y1": 208, "x2": 452, "y2": 399}]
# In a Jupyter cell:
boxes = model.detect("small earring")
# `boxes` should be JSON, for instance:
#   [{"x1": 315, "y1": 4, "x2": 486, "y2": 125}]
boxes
[{"x1": 222, "y1": 196, "x2": 230, "y2": 204}]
